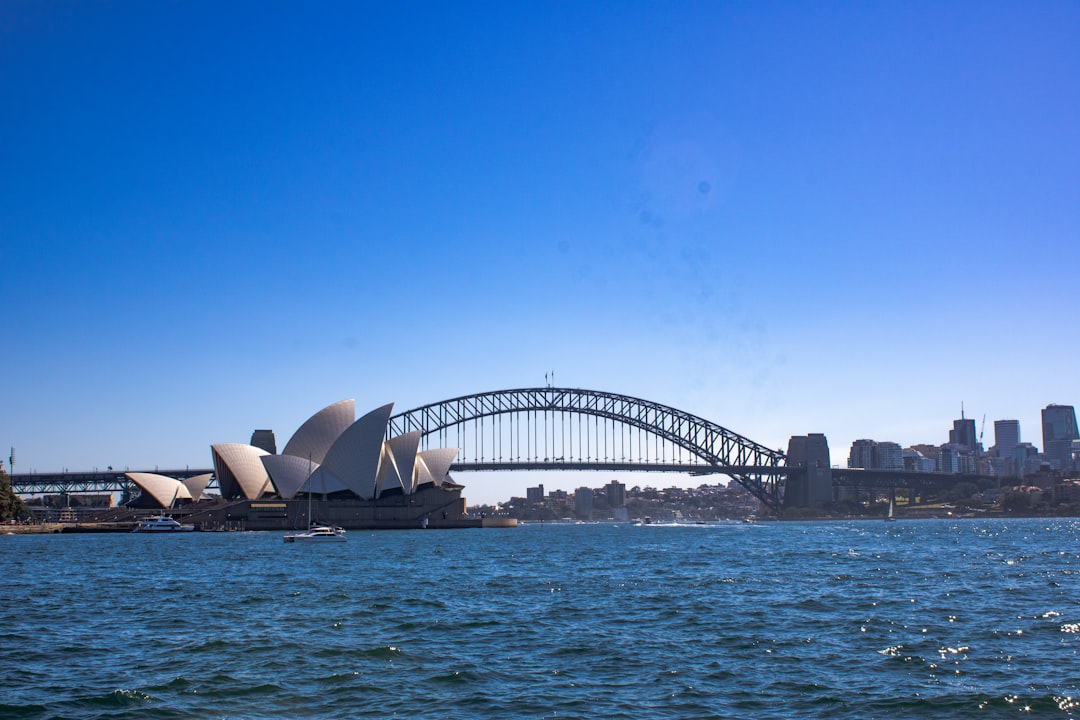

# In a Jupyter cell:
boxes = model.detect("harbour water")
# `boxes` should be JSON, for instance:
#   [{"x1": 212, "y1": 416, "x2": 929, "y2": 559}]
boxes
[{"x1": 2, "y1": 518, "x2": 1080, "y2": 718}]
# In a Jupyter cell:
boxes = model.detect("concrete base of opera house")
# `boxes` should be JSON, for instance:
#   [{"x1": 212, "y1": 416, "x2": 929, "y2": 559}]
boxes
[{"x1": 179, "y1": 485, "x2": 516, "y2": 531}]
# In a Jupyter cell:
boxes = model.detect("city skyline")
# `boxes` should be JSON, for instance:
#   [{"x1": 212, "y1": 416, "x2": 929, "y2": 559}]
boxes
[{"x1": 2, "y1": 3, "x2": 1078, "y2": 507}]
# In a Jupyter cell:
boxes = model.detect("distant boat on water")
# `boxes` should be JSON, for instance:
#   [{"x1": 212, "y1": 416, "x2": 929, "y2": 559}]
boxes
[
  {"x1": 284, "y1": 457, "x2": 347, "y2": 543},
  {"x1": 284, "y1": 524, "x2": 346, "y2": 542},
  {"x1": 885, "y1": 498, "x2": 896, "y2": 522},
  {"x1": 134, "y1": 515, "x2": 194, "y2": 533}
]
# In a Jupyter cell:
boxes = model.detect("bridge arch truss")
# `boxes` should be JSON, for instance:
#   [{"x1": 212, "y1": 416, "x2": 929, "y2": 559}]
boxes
[{"x1": 389, "y1": 387, "x2": 788, "y2": 512}]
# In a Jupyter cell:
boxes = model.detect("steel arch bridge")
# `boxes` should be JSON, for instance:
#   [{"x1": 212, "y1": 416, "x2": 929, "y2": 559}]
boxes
[{"x1": 389, "y1": 387, "x2": 789, "y2": 512}]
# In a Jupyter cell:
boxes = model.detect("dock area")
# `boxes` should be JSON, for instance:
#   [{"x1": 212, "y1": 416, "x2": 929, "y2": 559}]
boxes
[{"x1": 2, "y1": 522, "x2": 137, "y2": 534}]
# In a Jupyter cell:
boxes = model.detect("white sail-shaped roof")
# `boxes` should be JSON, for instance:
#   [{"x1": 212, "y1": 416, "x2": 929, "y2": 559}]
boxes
[
  {"x1": 416, "y1": 448, "x2": 458, "y2": 488},
  {"x1": 211, "y1": 443, "x2": 272, "y2": 500},
  {"x1": 182, "y1": 473, "x2": 213, "y2": 501},
  {"x1": 414, "y1": 456, "x2": 436, "y2": 488},
  {"x1": 307, "y1": 403, "x2": 393, "y2": 500},
  {"x1": 282, "y1": 399, "x2": 355, "y2": 465},
  {"x1": 380, "y1": 431, "x2": 422, "y2": 496},
  {"x1": 261, "y1": 454, "x2": 320, "y2": 500},
  {"x1": 126, "y1": 472, "x2": 192, "y2": 508}
]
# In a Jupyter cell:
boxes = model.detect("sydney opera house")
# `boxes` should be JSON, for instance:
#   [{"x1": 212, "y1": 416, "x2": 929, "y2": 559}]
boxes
[{"x1": 124, "y1": 400, "x2": 508, "y2": 530}]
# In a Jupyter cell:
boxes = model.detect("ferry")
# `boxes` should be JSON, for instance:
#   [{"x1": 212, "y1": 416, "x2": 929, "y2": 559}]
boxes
[{"x1": 134, "y1": 515, "x2": 195, "y2": 533}]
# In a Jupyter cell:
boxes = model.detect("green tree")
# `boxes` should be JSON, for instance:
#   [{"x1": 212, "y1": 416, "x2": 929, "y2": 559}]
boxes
[{"x1": 0, "y1": 469, "x2": 27, "y2": 521}]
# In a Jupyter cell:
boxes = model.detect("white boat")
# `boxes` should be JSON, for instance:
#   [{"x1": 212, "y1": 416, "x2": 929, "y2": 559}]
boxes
[
  {"x1": 284, "y1": 525, "x2": 346, "y2": 542},
  {"x1": 284, "y1": 456, "x2": 347, "y2": 543},
  {"x1": 134, "y1": 515, "x2": 194, "y2": 533},
  {"x1": 885, "y1": 497, "x2": 897, "y2": 522}
]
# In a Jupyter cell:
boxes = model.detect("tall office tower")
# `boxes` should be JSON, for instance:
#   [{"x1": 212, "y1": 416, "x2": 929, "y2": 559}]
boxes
[
  {"x1": 994, "y1": 420, "x2": 1020, "y2": 458},
  {"x1": 949, "y1": 417, "x2": 978, "y2": 452},
  {"x1": 1042, "y1": 405, "x2": 1079, "y2": 470},
  {"x1": 250, "y1": 429, "x2": 277, "y2": 455}
]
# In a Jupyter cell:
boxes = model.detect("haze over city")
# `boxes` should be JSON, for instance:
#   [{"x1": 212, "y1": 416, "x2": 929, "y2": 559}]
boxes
[{"x1": 2, "y1": 2, "x2": 1077, "y2": 506}]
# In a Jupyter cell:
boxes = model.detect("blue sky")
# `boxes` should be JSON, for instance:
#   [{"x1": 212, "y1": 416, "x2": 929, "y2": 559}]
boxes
[{"x1": 2, "y1": 1, "x2": 1077, "y2": 505}]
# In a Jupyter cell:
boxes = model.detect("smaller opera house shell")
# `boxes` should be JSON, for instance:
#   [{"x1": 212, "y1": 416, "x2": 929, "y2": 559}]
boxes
[{"x1": 200, "y1": 399, "x2": 476, "y2": 530}]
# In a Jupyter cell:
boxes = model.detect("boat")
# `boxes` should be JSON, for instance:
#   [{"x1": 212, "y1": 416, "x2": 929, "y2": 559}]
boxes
[
  {"x1": 885, "y1": 497, "x2": 897, "y2": 522},
  {"x1": 284, "y1": 524, "x2": 346, "y2": 543},
  {"x1": 284, "y1": 457, "x2": 347, "y2": 542},
  {"x1": 134, "y1": 515, "x2": 195, "y2": 533}
]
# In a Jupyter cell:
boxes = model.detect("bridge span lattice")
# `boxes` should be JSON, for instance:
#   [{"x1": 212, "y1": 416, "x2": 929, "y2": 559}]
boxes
[{"x1": 389, "y1": 387, "x2": 789, "y2": 512}]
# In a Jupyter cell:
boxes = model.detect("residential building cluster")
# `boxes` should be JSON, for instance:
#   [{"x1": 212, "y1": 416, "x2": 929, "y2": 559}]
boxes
[
  {"x1": 490, "y1": 479, "x2": 760, "y2": 522},
  {"x1": 846, "y1": 403, "x2": 1080, "y2": 478}
]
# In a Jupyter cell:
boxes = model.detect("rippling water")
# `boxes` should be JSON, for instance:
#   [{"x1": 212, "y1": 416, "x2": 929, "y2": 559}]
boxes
[{"x1": 3, "y1": 519, "x2": 1080, "y2": 718}]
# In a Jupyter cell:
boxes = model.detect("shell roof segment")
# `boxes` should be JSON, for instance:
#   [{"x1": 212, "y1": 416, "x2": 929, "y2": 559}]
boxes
[
  {"x1": 211, "y1": 443, "x2": 272, "y2": 500},
  {"x1": 307, "y1": 403, "x2": 394, "y2": 500},
  {"x1": 417, "y1": 448, "x2": 459, "y2": 488},
  {"x1": 381, "y1": 431, "x2": 422, "y2": 496},
  {"x1": 125, "y1": 472, "x2": 193, "y2": 507},
  {"x1": 281, "y1": 399, "x2": 355, "y2": 465},
  {"x1": 262, "y1": 454, "x2": 321, "y2": 500}
]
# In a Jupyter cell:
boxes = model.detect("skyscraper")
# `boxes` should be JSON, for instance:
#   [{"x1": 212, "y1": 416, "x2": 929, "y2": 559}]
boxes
[
  {"x1": 1042, "y1": 405, "x2": 1079, "y2": 470},
  {"x1": 949, "y1": 417, "x2": 977, "y2": 452},
  {"x1": 994, "y1": 420, "x2": 1020, "y2": 458}
]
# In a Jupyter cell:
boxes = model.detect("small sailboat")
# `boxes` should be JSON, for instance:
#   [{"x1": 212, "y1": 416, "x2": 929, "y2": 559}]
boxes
[
  {"x1": 285, "y1": 456, "x2": 346, "y2": 543},
  {"x1": 885, "y1": 497, "x2": 897, "y2": 522}
]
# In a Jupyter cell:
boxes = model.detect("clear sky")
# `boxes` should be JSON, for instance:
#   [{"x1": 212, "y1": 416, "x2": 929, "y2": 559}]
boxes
[{"x1": 2, "y1": 1, "x2": 1077, "y2": 505}]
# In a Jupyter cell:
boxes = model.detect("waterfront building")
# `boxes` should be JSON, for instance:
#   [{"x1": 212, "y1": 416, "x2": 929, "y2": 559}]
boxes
[
  {"x1": 527, "y1": 485, "x2": 545, "y2": 504},
  {"x1": 605, "y1": 480, "x2": 626, "y2": 508},
  {"x1": 994, "y1": 420, "x2": 1020, "y2": 459},
  {"x1": 206, "y1": 400, "x2": 460, "y2": 504},
  {"x1": 574, "y1": 487, "x2": 593, "y2": 520},
  {"x1": 1042, "y1": 404, "x2": 1079, "y2": 470}
]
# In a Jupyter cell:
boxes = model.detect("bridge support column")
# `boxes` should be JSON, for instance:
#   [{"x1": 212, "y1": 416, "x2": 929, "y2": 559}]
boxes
[{"x1": 784, "y1": 434, "x2": 833, "y2": 509}]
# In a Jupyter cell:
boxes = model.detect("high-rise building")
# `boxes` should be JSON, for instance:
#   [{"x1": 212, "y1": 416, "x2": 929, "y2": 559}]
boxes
[
  {"x1": 574, "y1": 487, "x2": 594, "y2": 520},
  {"x1": 938, "y1": 446, "x2": 960, "y2": 474},
  {"x1": 876, "y1": 442, "x2": 904, "y2": 470},
  {"x1": 994, "y1": 420, "x2": 1020, "y2": 459},
  {"x1": 526, "y1": 485, "x2": 545, "y2": 504},
  {"x1": 605, "y1": 480, "x2": 626, "y2": 508},
  {"x1": 847, "y1": 439, "x2": 902, "y2": 470},
  {"x1": 1042, "y1": 404, "x2": 1079, "y2": 470},
  {"x1": 848, "y1": 439, "x2": 876, "y2": 469},
  {"x1": 949, "y1": 417, "x2": 977, "y2": 452}
]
